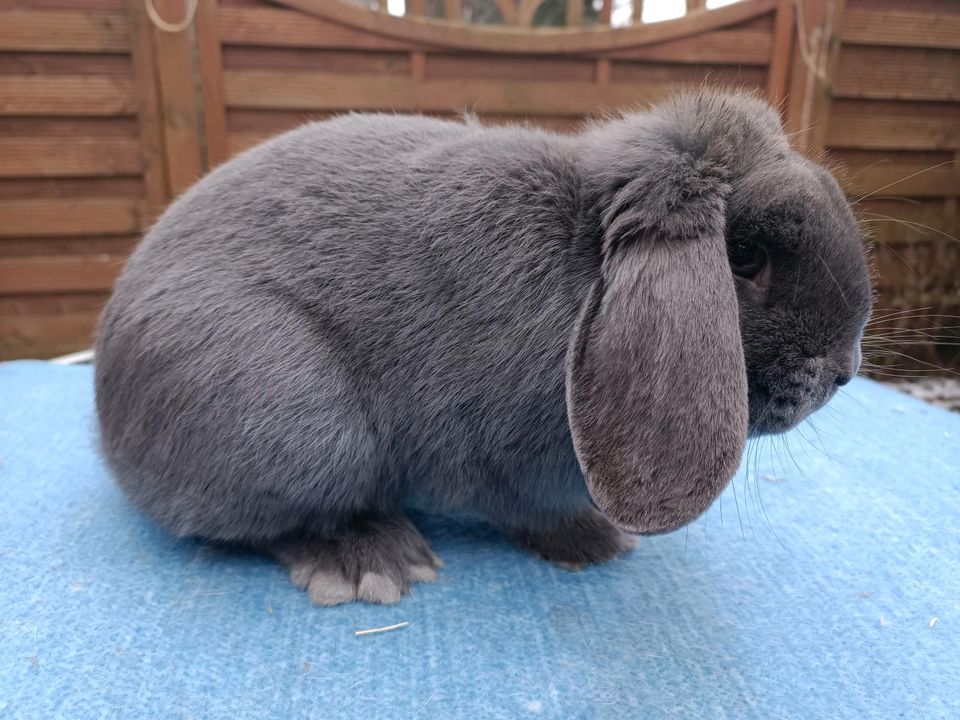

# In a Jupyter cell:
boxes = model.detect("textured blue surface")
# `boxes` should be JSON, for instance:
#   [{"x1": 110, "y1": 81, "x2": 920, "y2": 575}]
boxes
[{"x1": 1, "y1": 360, "x2": 958, "y2": 719}]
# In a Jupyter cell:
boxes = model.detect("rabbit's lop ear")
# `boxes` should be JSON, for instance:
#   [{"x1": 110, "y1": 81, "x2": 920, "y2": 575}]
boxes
[{"x1": 567, "y1": 134, "x2": 748, "y2": 535}]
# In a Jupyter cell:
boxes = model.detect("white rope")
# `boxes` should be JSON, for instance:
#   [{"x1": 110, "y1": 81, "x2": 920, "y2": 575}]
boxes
[
  {"x1": 794, "y1": 0, "x2": 836, "y2": 148},
  {"x1": 144, "y1": 0, "x2": 198, "y2": 33},
  {"x1": 794, "y1": 0, "x2": 830, "y2": 83}
]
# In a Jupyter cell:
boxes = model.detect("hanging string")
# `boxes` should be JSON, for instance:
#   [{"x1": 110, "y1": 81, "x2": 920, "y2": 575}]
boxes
[
  {"x1": 144, "y1": 0, "x2": 199, "y2": 33},
  {"x1": 794, "y1": 0, "x2": 831, "y2": 81},
  {"x1": 793, "y1": 0, "x2": 836, "y2": 148}
]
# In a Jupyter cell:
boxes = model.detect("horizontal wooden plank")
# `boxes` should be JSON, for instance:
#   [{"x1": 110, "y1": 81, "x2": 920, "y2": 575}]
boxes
[
  {"x1": 829, "y1": 149, "x2": 955, "y2": 168},
  {"x1": 0, "y1": 177, "x2": 145, "y2": 199},
  {"x1": 603, "y1": 30, "x2": 771, "y2": 65},
  {"x1": 224, "y1": 69, "x2": 672, "y2": 116},
  {"x1": 839, "y1": 164, "x2": 960, "y2": 199},
  {"x1": 0, "y1": 199, "x2": 144, "y2": 237},
  {"x1": 0, "y1": 236, "x2": 137, "y2": 257},
  {"x1": 0, "y1": 51, "x2": 132, "y2": 77},
  {"x1": 840, "y1": 7, "x2": 960, "y2": 49},
  {"x1": 0, "y1": 255, "x2": 126, "y2": 294},
  {"x1": 0, "y1": 75, "x2": 136, "y2": 115},
  {"x1": 826, "y1": 100, "x2": 960, "y2": 151},
  {"x1": 0, "y1": 116, "x2": 139, "y2": 137},
  {"x1": 423, "y1": 53, "x2": 595, "y2": 82},
  {"x1": 834, "y1": 46, "x2": 960, "y2": 102},
  {"x1": 227, "y1": 108, "x2": 329, "y2": 134},
  {"x1": 0, "y1": 10, "x2": 128, "y2": 52},
  {"x1": 222, "y1": 46, "x2": 411, "y2": 75},
  {"x1": 844, "y1": 0, "x2": 960, "y2": 13},
  {"x1": 860, "y1": 197, "x2": 955, "y2": 223},
  {"x1": 610, "y1": 61, "x2": 767, "y2": 89},
  {"x1": 0, "y1": 137, "x2": 142, "y2": 177},
  {"x1": 0, "y1": 0, "x2": 126, "y2": 9},
  {"x1": 228, "y1": 130, "x2": 275, "y2": 156},
  {"x1": 857, "y1": 198, "x2": 957, "y2": 253},
  {"x1": 218, "y1": 6, "x2": 420, "y2": 51},
  {"x1": 0, "y1": 291, "x2": 109, "y2": 315},
  {"x1": 0, "y1": 310, "x2": 100, "y2": 350},
  {"x1": 0, "y1": 339, "x2": 93, "y2": 361}
]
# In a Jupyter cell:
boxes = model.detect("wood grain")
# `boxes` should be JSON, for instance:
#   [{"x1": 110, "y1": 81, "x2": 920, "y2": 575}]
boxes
[
  {"x1": 827, "y1": 100, "x2": 960, "y2": 150},
  {"x1": 196, "y1": 0, "x2": 229, "y2": 168},
  {"x1": 0, "y1": 9, "x2": 128, "y2": 52},
  {"x1": 0, "y1": 75, "x2": 135, "y2": 115},
  {"x1": 840, "y1": 6, "x2": 960, "y2": 49},
  {"x1": 603, "y1": 29, "x2": 772, "y2": 64},
  {"x1": 225, "y1": 69, "x2": 674, "y2": 116},
  {"x1": 0, "y1": 199, "x2": 144, "y2": 237},
  {"x1": 0, "y1": 137, "x2": 142, "y2": 177},
  {"x1": 834, "y1": 46, "x2": 960, "y2": 102},
  {"x1": 151, "y1": 0, "x2": 203, "y2": 196},
  {"x1": 0, "y1": 255, "x2": 126, "y2": 294}
]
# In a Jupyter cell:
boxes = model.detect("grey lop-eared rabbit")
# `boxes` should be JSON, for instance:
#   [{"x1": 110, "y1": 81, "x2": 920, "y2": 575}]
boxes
[{"x1": 96, "y1": 90, "x2": 872, "y2": 605}]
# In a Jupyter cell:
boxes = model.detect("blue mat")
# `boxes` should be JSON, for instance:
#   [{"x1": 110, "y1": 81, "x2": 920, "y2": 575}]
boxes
[{"x1": 1, "y1": 360, "x2": 958, "y2": 719}]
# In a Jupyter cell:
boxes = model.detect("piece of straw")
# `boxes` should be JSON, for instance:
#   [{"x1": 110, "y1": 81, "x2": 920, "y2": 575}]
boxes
[{"x1": 354, "y1": 621, "x2": 410, "y2": 637}]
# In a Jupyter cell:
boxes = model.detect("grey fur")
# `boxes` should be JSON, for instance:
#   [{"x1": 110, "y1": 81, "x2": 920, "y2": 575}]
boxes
[
  {"x1": 274, "y1": 516, "x2": 439, "y2": 605},
  {"x1": 508, "y1": 506, "x2": 637, "y2": 570},
  {"x1": 95, "y1": 90, "x2": 871, "y2": 602}
]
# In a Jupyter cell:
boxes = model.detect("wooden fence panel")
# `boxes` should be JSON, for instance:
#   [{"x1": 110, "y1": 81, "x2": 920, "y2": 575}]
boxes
[
  {"x1": 1, "y1": 0, "x2": 956, "y2": 370},
  {"x1": 0, "y1": 0, "x2": 150, "y2": 359},
  {"x1": 211, "y1": 0, "x2": 781, "y2": 174},
  {"x1": 827, "y1": 0, "x2": 960, "y2": 368}
]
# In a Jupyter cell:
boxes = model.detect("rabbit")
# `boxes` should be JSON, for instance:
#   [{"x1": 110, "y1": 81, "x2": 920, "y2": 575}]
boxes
[{"x1": 95, "y1": 89, "x2": 872, "y2": 605}]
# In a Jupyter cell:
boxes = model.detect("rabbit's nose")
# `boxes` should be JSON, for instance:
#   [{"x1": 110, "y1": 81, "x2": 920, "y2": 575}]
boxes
[{"x1": 834, "y1": 345, "x2": 861, "y2": 387}]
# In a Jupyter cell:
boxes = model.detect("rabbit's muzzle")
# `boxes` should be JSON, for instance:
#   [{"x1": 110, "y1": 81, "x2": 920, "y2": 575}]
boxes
[{"x1": 747, "y1": 344, "x2": 861, "y2": 435}]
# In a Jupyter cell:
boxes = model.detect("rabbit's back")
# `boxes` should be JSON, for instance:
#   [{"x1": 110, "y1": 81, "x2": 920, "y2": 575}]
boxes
[{"x1": 96, "y1": 114, "x2": 598, "y2": 540}]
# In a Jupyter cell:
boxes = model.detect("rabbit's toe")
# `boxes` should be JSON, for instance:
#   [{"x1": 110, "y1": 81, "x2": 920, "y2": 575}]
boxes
[
  {"x1": 308, "y1": 569, "x2": 356, "y2": 606},
  {"x1": 508, "y1": 507, "x2": 636, "y2": 570},
  {"x1": 272, "y1": 516, "x2": 441, "y2": 606}
]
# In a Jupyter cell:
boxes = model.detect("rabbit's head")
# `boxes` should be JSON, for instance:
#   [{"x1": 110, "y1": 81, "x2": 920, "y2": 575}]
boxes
[{"x1": 568, "y1": 91, "x2": 871, "y2": 535}]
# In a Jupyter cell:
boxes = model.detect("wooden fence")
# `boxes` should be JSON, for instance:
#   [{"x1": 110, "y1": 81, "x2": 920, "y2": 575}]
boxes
[
  {"x1": 0, "y1": 0, "x2": 957, "y2": 371},
  {"x1": 827, "y1": 0, "x2": 960, "y2": 371}
]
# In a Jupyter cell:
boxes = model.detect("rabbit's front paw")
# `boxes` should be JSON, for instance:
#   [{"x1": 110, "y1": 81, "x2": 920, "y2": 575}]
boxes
[
  {"x1": 272, "y1": 516, "x2": 441, "y2": 606},
  {"x1": 508, "y1": 507, "x2": 635, "y2": 571}
]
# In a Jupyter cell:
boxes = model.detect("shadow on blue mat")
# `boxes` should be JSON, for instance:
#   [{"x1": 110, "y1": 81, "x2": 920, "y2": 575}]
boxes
[{"x1": 1, "y1": 360, "x2": 958, "y2": 719}]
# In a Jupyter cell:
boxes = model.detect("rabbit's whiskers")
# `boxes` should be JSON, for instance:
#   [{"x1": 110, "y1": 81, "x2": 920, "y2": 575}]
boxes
[
  {"x1": 851, "y1": 160, "x2": 956, "y2": 204},
  {"x1": 860, "y1": 213, "x2": 960, "y2": 248}
]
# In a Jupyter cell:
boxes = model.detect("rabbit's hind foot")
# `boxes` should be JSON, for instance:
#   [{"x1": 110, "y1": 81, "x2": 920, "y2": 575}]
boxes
[{"x1": 271, "y1": 515, "x2": 441, "y2": 606}]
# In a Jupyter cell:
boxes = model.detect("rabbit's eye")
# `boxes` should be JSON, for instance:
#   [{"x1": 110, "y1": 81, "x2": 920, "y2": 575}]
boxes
[{"x1": 729, "y1": 241, "x2": 769, "y2": 282}]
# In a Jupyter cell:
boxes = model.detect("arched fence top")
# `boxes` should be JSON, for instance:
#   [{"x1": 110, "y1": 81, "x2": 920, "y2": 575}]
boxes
[{"x1": 272, "y1": 0, "x2": 781, "y2": 54}]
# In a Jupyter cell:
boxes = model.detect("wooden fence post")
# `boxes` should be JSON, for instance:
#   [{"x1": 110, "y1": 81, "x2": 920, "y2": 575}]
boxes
[
  {"x1": 783, "y1": 0, "x2": 846, "y2": 152},
  {"x1": 127, "y1": 0, "x2": 169, "y2": 222},
  {"x1": 149, "y1": 0, "x2": 204, "y2": 198},
  {"x1": 597, "y1": 0, "x2": 612, "y2": 25},
  {"x1": 444, "y1": 0, "x2": 462, "y2": 21},
  {"x1": 195, "y1": 0, "x2": 229, "y2": 169},
  {"x1": 129, "y1": 0, "x2": 228, "y2": 203},
  {"x1": 767, "y1": 0, "x2": 794, "y2": 111}
]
